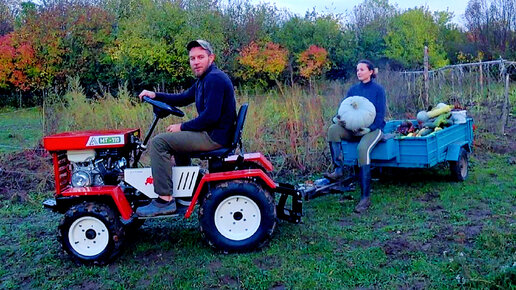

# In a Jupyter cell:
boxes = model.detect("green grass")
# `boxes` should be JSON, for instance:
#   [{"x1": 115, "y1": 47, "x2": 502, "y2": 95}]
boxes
[
  {"x1": 1, "y1": 87, "x2": 515, "y2": 288},
  {"x1": 0, "y1": 107, "x2": 43, "y2": 154},
  {"x1": 1, "y1": 152, "x2": 515, "y2": 289}
]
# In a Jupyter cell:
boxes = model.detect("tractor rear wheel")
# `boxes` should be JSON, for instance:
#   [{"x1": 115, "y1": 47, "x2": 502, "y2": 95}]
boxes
[
  {"x1": 199, "y1": 180, "x2": 276, "y2": 252},
  {"x1": 58, "y1": 202, "x2": 125, "y2": 265}
]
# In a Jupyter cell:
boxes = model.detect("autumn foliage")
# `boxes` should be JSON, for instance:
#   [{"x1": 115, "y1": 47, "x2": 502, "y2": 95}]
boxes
[
  {"x1": 298, "y1": 45, "x2": 329, "y2": 79},
  {"x1": 0, "y1": 34, "x2": 41, "y2": 91},
  {"x1": 238, "y1": 41, "x2": 288, "y2": 84}
]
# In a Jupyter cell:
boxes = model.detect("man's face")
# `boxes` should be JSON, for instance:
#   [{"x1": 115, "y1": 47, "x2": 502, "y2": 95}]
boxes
[{"x1": 189, "y1": 47, "x2": 215, "y2": 78}]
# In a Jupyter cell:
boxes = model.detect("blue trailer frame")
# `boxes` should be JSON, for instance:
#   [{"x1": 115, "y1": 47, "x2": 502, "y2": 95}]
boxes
[{"x1": 340, "y1": 118, "x2": 474, "y2": 169}]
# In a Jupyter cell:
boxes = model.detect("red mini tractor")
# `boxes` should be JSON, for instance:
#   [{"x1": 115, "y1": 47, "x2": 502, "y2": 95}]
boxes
[{"x1": 43, "y1": 97, "x2": 302, "y2": 265}]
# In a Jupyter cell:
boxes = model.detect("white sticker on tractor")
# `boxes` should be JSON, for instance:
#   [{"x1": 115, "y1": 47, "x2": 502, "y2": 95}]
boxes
[
  {"x1": 124, "y1": 167, "x2": 200, "y2": 199},
  {"x1": 87, "y1": 135, "x2": 125, "y2": 147}
]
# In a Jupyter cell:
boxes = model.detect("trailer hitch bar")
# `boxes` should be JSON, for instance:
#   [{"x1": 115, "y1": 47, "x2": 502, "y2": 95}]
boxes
[{"x1": 274, "y1": 183, "x2": 303, "y2": 224}]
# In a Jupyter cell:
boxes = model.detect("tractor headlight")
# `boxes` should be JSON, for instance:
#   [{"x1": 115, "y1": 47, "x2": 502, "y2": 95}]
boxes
[{"x1": 71, "y1": 171, "x2": 91, "y2": 187}]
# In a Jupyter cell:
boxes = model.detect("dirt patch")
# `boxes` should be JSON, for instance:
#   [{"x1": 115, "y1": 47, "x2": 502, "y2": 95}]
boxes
[
  {"x1": 270, "y1": 283, "x2": 286, "y2": 290},
  {"x1": 418, "y1": 191, "x2": 441, "y2": 202},
  {"x1": 218, "y1": 275, "x2": 239, "y2": 288},
  {"x1": 0, "y1": 146, "x2": 54, "y2": 201},
  {"x1": 207, "y1": 260, "x2": 222, "y2": 272},
  {"x1": 253, "y1": 255, "x2": 281, "y2": 270},
  {"x1": 350, "y1": 239, "x2": 373, "y2": 248},
  {"x1": 382, "y1": 237, "x2": 418, "y2": 259},
  {"x1": 475, "y1": 117, "x2": 516, "y2": 155}
]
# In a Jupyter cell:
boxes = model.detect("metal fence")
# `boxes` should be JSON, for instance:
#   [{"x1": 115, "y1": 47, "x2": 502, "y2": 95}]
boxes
[{"x1": 378, "y1": 59, "x2": 515, "y2": 134}]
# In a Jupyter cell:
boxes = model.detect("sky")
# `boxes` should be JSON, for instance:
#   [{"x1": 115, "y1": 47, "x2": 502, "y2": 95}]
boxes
[{"x1": 249, "y1": 0, "x2": 470, "y2": 24}]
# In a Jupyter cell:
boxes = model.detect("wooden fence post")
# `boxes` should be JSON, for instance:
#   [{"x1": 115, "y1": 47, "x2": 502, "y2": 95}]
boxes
[{"x1": 501, "y1": 73, "x2": 510, "y2": 135}]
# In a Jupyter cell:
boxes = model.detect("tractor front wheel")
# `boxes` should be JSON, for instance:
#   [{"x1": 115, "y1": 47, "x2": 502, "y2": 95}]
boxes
[
  {"x1": 199, "y1": 180, "x2": 276, "y2": 252},
  {"x1": 58, "y1": 202, "x2": 125, "y2": 265}
]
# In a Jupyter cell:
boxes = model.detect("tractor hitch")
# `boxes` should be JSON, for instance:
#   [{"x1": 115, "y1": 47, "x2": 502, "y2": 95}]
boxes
[{"x1": 274, "y1": 183, "x2": 303, "y2": 224}]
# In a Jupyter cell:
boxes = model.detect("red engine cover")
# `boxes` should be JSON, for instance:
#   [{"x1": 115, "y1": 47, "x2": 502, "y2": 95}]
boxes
[{"x1": 43, "y1": 129, "x2": 140, "y2": 151}]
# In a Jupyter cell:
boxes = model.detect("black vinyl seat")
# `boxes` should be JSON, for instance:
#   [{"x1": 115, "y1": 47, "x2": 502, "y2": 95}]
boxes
[{"x1": 189, "y1": 103, "x2": 248, "y2": 160}]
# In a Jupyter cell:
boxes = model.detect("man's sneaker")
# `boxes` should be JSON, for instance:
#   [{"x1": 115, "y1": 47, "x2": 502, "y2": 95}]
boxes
[{"x1": 136, "y1": 198, "x2": 177, "y2": 217}]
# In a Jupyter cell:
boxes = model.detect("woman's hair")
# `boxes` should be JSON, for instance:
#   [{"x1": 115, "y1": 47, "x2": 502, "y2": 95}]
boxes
[{"x1": 358, "y1": 59, "x2": 376, "y2": 79}]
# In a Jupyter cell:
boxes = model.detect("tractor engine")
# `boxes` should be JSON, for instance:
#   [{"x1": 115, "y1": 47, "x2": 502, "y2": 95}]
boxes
[
  {"x1": 67, "y1": 149, "x2": 128, "y2": 187},
  {"x1": 43, "y1": 128, "x2": 141, "y2": 193}
]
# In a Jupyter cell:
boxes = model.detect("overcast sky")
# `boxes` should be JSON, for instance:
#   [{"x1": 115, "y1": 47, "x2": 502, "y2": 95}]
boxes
[{"x1": 249, "y1": 0, "x2": 470, "y2": 24}]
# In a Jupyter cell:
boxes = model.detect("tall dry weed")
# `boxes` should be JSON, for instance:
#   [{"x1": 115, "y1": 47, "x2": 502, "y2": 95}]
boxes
[{"x1": 45, "y1": 77, "x2": 512, "y2": 177}]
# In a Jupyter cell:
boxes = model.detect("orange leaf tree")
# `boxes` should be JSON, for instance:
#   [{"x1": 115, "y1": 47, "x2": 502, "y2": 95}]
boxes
[
  {"x1": 0, "y1": 33, "x2": 42, "y2": 91},
  {"x1": 297, "y1": 45, "x2": 329, "y2": 81},
  {"x1": 238, "y1": 41, "x2": 288, "y2": 90}
]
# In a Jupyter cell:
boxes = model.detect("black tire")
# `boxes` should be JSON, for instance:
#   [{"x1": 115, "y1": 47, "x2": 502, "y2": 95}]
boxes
[
  {"x1": 123, "y1": 218, "x2": 145, "y2": 234},
  {"x1": 58, "y1": 202, "x2": 125, "y2": 265},
  {"x1": 199, "y1": 180, "x2": 277, "y2": 252},
  {"x1": 449, "y1": 148, "x2": 469, "y2": 182}
]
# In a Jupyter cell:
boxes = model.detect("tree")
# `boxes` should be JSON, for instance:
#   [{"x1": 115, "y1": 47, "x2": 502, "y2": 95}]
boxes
[
  {"x1": 219, "y1": 1, "x2": 281, "y2": 79},
  {"x1": 274, "y1": 12, "x2": 347, "y2": 82},
  {"x1": 384, "y1": 8, "x2": 449, "y2": 69},
  {"x1": 465, "y1": 0, "x2": 516, "y2": 59},
  {"x1": 297, "y1": 45, "x2": 329, "y2": 89},
  {"x1": 0, "y1": 33, "x2": 41, "y2": 91},
  {"x1": 13, "y1": 2, "x2": 116, "y2": 94},
  {"x1": 0, "y1": 0, "x2": 17, "y2": 36},
  {"x1": 347, "y1": 0, "x2": 397, "y2": 62},
  {"x1": 238, "y1": 41, "x2": 288, "y2": 92}
]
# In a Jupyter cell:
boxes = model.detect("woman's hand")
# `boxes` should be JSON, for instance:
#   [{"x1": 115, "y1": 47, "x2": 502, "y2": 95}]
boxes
[
  {"x1": 353, "y1": 127, "x2": 371, "y2": 136},
  {"x1": 334, "y1": 115, "x2": 347, "y2": 128}
]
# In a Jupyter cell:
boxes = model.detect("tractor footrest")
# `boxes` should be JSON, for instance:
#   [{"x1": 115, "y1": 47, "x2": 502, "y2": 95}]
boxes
[{"x1": 274, "y1": 183, "x2": 303, "y2": 224}]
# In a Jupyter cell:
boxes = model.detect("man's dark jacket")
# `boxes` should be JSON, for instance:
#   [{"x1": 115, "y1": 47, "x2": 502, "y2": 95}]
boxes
[{"x1": 155, "y1": 64, "x2": 237, "y2": 147}]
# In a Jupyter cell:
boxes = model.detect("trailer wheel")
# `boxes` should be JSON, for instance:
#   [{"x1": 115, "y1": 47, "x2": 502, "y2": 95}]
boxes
[
  {"x1": 449, "y1": 148, "x2": 469, "y2": 182},
  {"x1": 58, "y1": 202, "x2": 125, "y2": 265},
  {"x1": 199, "y1": 180, "x2": 276, "y2": 252}
]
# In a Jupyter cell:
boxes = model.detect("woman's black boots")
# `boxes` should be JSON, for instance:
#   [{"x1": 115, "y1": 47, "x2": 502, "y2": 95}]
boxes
[
  {"x1": 324, "y1": 142, "x2": 345, "y2": 180},
  {"x1": 354, "y1": 165, "x2": 371, "y2": 213}
]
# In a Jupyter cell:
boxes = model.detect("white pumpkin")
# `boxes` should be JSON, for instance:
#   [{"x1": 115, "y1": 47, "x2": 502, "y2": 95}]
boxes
[{"x1": 337, "y1": 96, "x2": 376, "y2": 130}]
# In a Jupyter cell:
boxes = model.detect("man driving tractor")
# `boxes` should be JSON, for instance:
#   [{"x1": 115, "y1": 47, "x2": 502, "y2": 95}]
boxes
[{"x1": 137, "y1": 39, "x2": 236, "y2": 217}]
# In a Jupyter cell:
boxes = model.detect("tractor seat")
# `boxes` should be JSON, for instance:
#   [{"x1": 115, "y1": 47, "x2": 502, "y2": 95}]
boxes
[{"x1": 189, "y1": 103, "x2": 248, "y2": 160}]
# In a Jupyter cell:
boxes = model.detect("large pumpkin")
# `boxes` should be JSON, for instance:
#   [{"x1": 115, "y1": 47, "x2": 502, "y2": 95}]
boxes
[{"x1": 337, "y1": 96, "x2": 376, "y2": 130}]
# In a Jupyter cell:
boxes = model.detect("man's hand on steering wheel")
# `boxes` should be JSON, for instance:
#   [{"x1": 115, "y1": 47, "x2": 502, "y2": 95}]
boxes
[
  {"x1": 167, "y1": 124, "x2": 182, "y2": 132},
  {"x1": 139, "y1": 90, "x2": 156, "y2": 101}
]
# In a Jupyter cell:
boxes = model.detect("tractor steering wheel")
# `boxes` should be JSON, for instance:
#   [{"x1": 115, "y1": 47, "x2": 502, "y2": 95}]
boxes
[{"x1": 143, "y1": 96, "x2": 184, "y2": 118}]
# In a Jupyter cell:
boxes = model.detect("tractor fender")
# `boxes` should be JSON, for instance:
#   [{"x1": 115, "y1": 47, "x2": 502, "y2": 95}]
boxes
[
  {"x1": 58, "y1": 186, "x2": 133, "y2": 221},
  {"x1": 185, "y1": 169, "x2": 276, "y2": 218},
  {"x1": 224, "y1": 152, "x2": 274, "y2": 171},
  {"x1": 446, "y1": 141, "x2": 471, "y2": 161}
]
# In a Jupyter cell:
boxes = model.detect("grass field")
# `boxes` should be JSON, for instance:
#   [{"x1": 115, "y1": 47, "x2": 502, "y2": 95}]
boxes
[
  {"x1": 1, "y1": 104, "x2": 515, "y2": 289},
  {"x1": 1, "y1": 153, "x2": 515, "y2": 288},
  {"x1": 0, "y1": 107, "x2": 43, "y2": 154}
]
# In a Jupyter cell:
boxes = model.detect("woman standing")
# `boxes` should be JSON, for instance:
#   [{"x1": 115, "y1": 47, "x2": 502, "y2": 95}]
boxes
[{"x1": 325, "y1": 60, "x2": 386, "y2": 213}]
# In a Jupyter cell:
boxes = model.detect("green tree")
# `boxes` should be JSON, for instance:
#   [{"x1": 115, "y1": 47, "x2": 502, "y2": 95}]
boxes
[
  {"x1": 347, "y1": 0, "x2": 397, "y2": 63},
  {"x1": 112, "y1": 0, "x2": 226, "y2": 91},
  {"x1": 434, "y1": 11, "x2": 470, "y2": 64},
  {"x1": 274, "y1": 12, "x2": 346, "y2": 82},
  {"x1": 385, "y1": 7, "x2": 449, "y2": 69}
]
